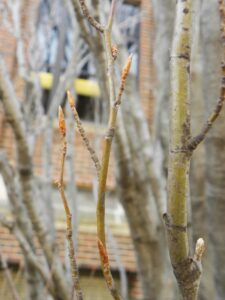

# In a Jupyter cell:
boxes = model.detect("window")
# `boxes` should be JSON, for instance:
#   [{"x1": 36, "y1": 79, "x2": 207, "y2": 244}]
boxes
[{"x1": 35, "y1": 1, "x2": 140, "y2": 119}]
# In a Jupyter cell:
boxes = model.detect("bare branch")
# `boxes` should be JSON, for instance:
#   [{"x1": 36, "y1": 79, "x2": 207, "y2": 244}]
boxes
[
  {"x1": 98, "y1": 240, "x2": 121, "y2": 300},
  {"x1": 12, "y1": 226, "x2": 55, "y2": 295},
  {"x1": 188, "y1": 0, "x2": 225, "y2": 151},
  {"x1": 166, "y1": 0, "x2": 205, "y2": 298},
  {"x1": 0, "y1": 249, "x2": 21, "y2": 300},
  {"x1": 0, "y1": 57, "x2": 69, "y2": 300},
  {"x1": 78, "y1": 0, "x2": 104, "y2": 32},
  {"x1": 107, "y1": 0, "x2": 116, "y2": 31},
  {"x1": 11, "y1": 0, "x2": 28, "y2": 79},
  {"x1": 57, "y1": 107, "x2": 83, "y2": 300},
  {"x1": 96, "y1": 55, "x2": 132, "y2": 300},
  {"x1": 67, "y1": 91, "x2": 101, "y2": 177},
  {"x1": 70, "y1": 0, "x2": 95, "y2": 50}
]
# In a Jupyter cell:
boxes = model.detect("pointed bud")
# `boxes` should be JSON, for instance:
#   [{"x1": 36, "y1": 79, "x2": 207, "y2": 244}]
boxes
[
  {"x1": 67, "y1": 90, "x2": 75, "y2": 108},
  {"x1": 194, "y1": 238, "x2": 205, "y2": 261},
  {"x1": 111, "y1": 44, "x2": 118, "y2": 60},
  {"x1": 58, "y1": 106, "x2": 66, "y2": 136},
  {"x1": 97, "y1": 239, "x2": 109, "y2": 265},
  {"x1": 122, "y1": 54, "x2": 133, "y2": 80}
]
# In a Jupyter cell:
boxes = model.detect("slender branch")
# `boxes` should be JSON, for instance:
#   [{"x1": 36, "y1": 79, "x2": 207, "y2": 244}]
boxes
[
  {"x1": 0, "y1": 59, "x2": 68, "y2": 290},
  {"x1": 97, "y1": 56, "x2": 132, "y2": 300},
  {"x1": 70, "y1": 0, "x2": 95, "y2": 50},
  {"x1": 57, "y1": 107, "x2": 83, "y2": 300},
  {"x1": 71, "y1": 2, "x2": 130, "y2": 299},
  {"x1": 11, "y1": 0, "x2": 28, "y2": 80},
  {"x1": 0, "y1": 215, "x2": 55, "y2": 296},
  {"x1": 67, "y1": 91, "x2": 101, "y2": 177},
  {"x1": 12, "y1": 226, "x2": 55, "y2": 295},
  {"x1": 107, "y1": 0, "x2": 116, "y2": 32},
  {"x1": 188, "y1": 0, "x2": 225, "y2": 151},
  {"x1": 78, "y1": 0, "x2": 104, "y2": 32},
  {"x1": 104, "y1": 0, "x2": 117, "y2": 107},
  {"x1": 98, "y1": 240, "x2": 122, "y2": 300},
  {"x1": 0, "y1": 249, "x2": 21, "y2": 300}
]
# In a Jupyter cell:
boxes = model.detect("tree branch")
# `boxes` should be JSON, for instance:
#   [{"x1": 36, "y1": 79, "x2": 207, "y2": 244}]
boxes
[
  {"x1": 67, "y1": 91, "x2": 101, "y2": 177},
  {"x1": 68, "y1": 2, "x2": 130, "y2": 298},
  {"x1": 188, "y1": 0, "x2": 225, "y2": 151},
  {"x1": 69, "y1": 0, "x2": 95, "y2": 50},
  {"x1": 57, "y1": 107, "x2": 83, "y2": 300},
  {"x1": 0, "y1": 248, "x2": 21, "y2": 300},
  {"x1": 166, "y1": 0, "x2": 205, "y2": 299},
  {"x1": 78, "y1": 0, "x2": 104, "y2": 32},
  {"x1": 0, "y1": 57, "x2": 69, "y2": 300}
]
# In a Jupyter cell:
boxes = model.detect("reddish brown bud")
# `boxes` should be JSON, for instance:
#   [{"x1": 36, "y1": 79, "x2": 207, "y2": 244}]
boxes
[
  {"x1": 97, "y1": 239, "x2": 109, "y2": 265},
  {"x1": 58, "y1": 106, "x2": 66, "y2": 136},
  {"x1": 122, "y1": 54, "x2": 133, "y2": 80}
]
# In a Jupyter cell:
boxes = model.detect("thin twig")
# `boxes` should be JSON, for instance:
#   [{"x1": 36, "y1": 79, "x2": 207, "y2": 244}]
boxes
[
  {"x1": 97, "y1": 56, "x2": 132, "y2": 300},
  {"x1": 57, "y1": 107, "x2": 83, "y2": 300},
  {"x1": 188, "y1": 0, "x2": 225, "y2": 151},
  {"x1": 104, "y1": 0, "x2": 117, "y2": 107},
  {"x1": 98, "y1": 240, "x2": 122, "y2": 300},
  {"x1": 70, "y1": 0, "x2": 95, "y2": 50},
  {"x1": 72, "y1": 2, "x2": 130, "y2": 299},
  {"x1": 107, "y1": 0, "x2": 116, "y2": 32},
  {"x1": 67, "y1": 91, "x2": 101, "y2": 177},
  {"x1": 0, "y1": 248, "x2": 21, "y2": 300},
  {"x1": 78, "y1": 0, "x2": 104, "y2": 32}
]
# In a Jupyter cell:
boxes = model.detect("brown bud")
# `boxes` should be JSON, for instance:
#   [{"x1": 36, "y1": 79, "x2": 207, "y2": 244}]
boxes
[
  {"x1": 58, "y1": 106, "x2": 66, "y2": 136},
  {"x1": 67, "y1": 90, "x2": 75, "y2": 108},
  {"x1": 111, "y1": 44, "x2": 118, "y2": 60},
  {"x1": 122, "y1": 54, "x2": 133, "y2": 80},
  {"x1": 97, "y1": 239, "x2": 108, "y2": 265}
]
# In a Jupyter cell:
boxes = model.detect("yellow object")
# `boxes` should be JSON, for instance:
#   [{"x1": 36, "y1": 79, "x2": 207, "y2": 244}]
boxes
[{"x1": 39, "y1": 72, "x2": 100, "y2": 97}]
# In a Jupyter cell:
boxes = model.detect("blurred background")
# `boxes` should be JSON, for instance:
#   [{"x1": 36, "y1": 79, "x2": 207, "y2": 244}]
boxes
[{"x1": 0, "y1": 0, "x2": 224, "y2": 299}]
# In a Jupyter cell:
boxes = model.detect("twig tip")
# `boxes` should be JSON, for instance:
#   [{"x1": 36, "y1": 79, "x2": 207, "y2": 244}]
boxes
[
  {"x1": 67, "y1": 90, "x2": 75, "y2": 108},
  {"x1": 97, "y1": 239, "x2": 108, "y2": 265},
  {"x1": 194, "y1": 238, "x2": 205, "y2": 261},
  {"x1": 122, "y1": 54, "x2": 133, "y2": 80},
  {"x1": 58, "y1": 106, "x2": 66, "y2": 136}
]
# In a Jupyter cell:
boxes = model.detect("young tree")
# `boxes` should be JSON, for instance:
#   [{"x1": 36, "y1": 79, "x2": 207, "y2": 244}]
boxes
[{"x1": 1, "y1": 0, "x2": 225, "y2": 299}]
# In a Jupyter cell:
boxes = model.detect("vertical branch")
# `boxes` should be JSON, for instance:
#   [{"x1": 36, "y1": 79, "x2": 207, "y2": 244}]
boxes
[
  {"x1": 57, "y1": 107, "x2": 83, "y2": 300},
  {"x1": 168, "y1": 0, "x2": 192, "y2": 263},
  {"x1": 187, "y1": 0, "x2": 225, "y2": 150},
  {"x1": 165, "y1": 0, "x2": 205, "y2": 299},
  {"x1": 71, "y1": 2, "x2": 131, "y2": 299},
  {"x1": 96, "y1": 56, "x2": 132, "y2": 300}
]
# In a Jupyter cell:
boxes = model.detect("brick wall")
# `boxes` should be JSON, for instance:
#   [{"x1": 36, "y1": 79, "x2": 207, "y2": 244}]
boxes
[{"x1": 139, "y1": 0, "x2": 155, "y2": 126}]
